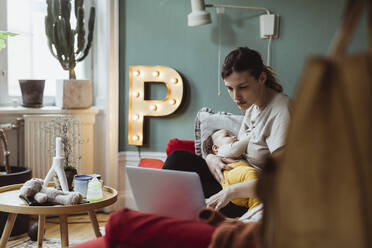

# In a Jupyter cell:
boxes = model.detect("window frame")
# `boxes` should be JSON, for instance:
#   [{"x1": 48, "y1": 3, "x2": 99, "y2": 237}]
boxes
[
  {"x1": 0, "y1": 0, "x2": 12, "y2": 106},
  {"x1": 0, "y1": 0, "x2": 94, "y2": 107}
]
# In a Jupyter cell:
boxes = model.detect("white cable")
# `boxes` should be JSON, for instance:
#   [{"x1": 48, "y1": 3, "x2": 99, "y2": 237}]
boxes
[
  {"x1": 267, "y1": 36, "x2": 273, "y2": 66},
  {"x1": 207, "y1": 4, "x2": 273, "y2": 67}
]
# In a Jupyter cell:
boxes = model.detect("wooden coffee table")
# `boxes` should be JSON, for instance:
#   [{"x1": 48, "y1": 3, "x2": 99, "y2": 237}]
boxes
[{"x1": 0, "y1": 183, "x2": 117, "y2": 248}]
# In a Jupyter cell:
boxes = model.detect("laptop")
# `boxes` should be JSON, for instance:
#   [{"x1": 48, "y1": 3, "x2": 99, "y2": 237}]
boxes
[{"x1": 126, "y1": 166, "x2": 206, "y2": 220}]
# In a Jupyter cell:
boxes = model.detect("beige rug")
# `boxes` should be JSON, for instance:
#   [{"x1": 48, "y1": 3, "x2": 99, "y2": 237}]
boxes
[{"x1": 9, "y1": 238, "x2": 83, "y2": 248}]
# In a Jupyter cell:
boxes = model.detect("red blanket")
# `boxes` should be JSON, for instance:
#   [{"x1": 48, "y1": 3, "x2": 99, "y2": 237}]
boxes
[
  {"x1": 104, "y1": 208, "x2": 262, "y2": 248},
  {"x1": 105, "y1": 208, "x2": 215, "y2": 248}
]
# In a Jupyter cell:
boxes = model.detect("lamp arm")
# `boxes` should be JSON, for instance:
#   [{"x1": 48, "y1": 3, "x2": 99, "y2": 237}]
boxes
[{"x1": 205, "y1": 4, "x2": 271, "y2": 15}]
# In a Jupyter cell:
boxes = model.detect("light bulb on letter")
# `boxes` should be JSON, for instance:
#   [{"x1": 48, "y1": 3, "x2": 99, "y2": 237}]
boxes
[
  {"x1": 133, "y1": 91, "x2": 140, "y2": 98},
  {"x1": 153, "y1": 71, "x2": 160, "y2": 77},
  {"x1": 150, "y1": 105, "x2": 158, "y2": 111},
  {"x1": 171, "y1": 78, "x2": 178, "y2": 84},
  {"x1": 169, "y1": 99, "x2": 176, "y2": 105}
]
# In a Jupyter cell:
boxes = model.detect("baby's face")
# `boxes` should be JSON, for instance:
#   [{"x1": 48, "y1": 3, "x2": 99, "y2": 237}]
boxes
[{"x1": 212, "y1": 129, "x2": 237, "y2": 147}]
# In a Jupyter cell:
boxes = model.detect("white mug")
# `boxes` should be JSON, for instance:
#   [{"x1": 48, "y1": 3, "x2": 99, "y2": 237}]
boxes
[{"x1": 73, "y1": 175, "x2": 93, "y2": 198}]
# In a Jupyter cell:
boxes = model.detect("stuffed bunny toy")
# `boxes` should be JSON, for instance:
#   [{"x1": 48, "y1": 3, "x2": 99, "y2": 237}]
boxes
[{"x1": 20, "y1": 178, "x2": 82, "y2": 205}]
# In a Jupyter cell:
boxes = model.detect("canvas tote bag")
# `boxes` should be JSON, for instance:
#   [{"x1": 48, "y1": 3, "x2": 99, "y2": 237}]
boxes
[{"x1": 263, "y1": 0, "x2": 372, "y2": 247}]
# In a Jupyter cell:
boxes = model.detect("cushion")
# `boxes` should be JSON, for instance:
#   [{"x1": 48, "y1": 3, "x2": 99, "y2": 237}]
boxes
[
  {"x1": 166, "y1": 138, "x2": 195, "y2": 155},
  {"x1": 194, "y1": 107, "x2": 244, "y2": 158},
  {"x1": 138, "y1": 158, "x2": 164, "y2": 169}
]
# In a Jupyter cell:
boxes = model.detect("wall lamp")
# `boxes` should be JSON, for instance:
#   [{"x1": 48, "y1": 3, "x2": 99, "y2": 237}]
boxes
[
  {"x1": 188, "y1": 0, "x2": 271, "y2": 27},
  {"x1": 187, "y1": 0, "x2": 279, "y2": 95},
  {"x1": 187, "y1": 0, "x2": 278, "y2": 41}
]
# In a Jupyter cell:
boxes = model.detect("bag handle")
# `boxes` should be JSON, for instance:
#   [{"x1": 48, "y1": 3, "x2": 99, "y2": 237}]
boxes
[
  {"x1": 368, "y1": 0, "x2": 372, "y2": 49},
  {"x1": 331, "y1": 0, "x2": 369, "y2": 57}
]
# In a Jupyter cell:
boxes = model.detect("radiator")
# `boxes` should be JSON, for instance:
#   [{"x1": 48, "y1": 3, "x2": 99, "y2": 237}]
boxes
[{"x1": 23, "y1": 114, "x2": 83, "y2": 178}]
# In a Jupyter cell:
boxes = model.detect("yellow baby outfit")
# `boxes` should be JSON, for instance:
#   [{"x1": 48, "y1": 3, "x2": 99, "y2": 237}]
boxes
[{"x1": 221, "y1": 160, "x2": 260, "y2": 209}]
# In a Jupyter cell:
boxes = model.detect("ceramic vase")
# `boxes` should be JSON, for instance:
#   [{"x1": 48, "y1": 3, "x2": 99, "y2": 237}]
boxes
[
  {"x1": 56, "y1": 79, "x2": 93, "y2": 109},
  {"x1": 19, "y1": 80, "x2": 45, "y2": 108}
]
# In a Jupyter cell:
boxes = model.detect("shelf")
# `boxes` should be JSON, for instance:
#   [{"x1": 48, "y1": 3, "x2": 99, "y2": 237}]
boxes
[{"x1": 0, "y1": 106, "x2": 100, "y2": 115}]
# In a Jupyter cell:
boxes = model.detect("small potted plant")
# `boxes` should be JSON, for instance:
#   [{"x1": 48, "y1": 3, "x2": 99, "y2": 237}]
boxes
[
  {"x1": 45, "y1": 0, "x2": 95, "y2": 109},
  {"x1": 43, "y1": 116, "x2": 84, "y2": 191}
]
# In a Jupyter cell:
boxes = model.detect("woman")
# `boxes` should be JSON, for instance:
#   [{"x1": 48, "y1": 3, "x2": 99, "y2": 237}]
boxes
[
  {"x1": 163, "y1": 47, "x2": 291, "y2": 218},
  {"x1": 94, "y1": 47, "x2": 291, "y2": 248},
  {"x1": 97, "y1": 47, "x2": 291, "y2": 248}
]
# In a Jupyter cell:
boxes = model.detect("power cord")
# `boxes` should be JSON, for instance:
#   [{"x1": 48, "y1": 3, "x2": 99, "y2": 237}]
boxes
[{"x1": 137, "y1": 146, "x2": 142, "y2": 161}]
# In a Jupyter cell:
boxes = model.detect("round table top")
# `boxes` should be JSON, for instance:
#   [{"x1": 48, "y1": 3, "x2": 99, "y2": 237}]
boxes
[{"x1": 0, "y1": 184, "x2": 117, "y2": 215}]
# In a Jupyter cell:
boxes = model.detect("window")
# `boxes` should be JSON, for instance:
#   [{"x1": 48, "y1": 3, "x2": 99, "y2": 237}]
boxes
[{"x1": 0, "y1": 0, "x2": 92, "y2": 106}]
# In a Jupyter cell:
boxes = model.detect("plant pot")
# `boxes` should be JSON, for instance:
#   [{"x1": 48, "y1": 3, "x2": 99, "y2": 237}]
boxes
[
  {"x1": 56, "y1": 79, "x2": 93, "y2": 109},
  {"x1": 65, "y1": 169, "x2": 77, "y2": 191},
  {"x1": 53, "y1": 168, "x2": 77, "y2": 191},
  {"x1": 19, "y1": 80, "x2": 45, "y2": 108},
  {"x1": 0, "y1": 166, "x2": 32, "y2": 237}
]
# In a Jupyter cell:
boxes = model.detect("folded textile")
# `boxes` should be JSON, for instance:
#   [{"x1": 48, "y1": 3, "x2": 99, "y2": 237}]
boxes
[
  {"x1": 19, "y1": 195, "x2": 54, "y2": 206},
  {"x1": 209, "y1": 221, "x2": 262, "y2": 248},
  {"x1": 239, "y1": 203, "x2": 264, "y2": 223},
  {"x1": 19, "y1": 194, "x2": 89, "y2": 206},
  {"x1": 198, "y1": 207, "x2": 263, "y2": 248}
]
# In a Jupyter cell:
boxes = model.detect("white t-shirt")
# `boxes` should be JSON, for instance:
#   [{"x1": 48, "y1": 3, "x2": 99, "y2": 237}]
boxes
[{"x1": 238, "y1": 92, "x2": 291, "y2": 169}]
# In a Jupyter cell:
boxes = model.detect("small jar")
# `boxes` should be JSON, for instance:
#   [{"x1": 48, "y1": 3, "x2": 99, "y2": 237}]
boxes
[{"x1": 86, "y1": 177, "x2": 103, "y2": 202}]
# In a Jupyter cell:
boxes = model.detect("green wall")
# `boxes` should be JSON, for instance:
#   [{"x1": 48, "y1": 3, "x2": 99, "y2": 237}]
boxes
[{"x1": 119, "y1": 0, "x2": 367, "y2": 152}]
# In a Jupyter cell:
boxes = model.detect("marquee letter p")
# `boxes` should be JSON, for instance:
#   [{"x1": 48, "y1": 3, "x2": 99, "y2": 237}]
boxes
[{"x1": 128, "y1": 65, "x2": 184, "y2": 146}]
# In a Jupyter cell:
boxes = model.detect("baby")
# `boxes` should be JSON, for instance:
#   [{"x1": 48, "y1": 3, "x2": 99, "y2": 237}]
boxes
[{"x1": 203, "y1": 129, "x2": 260, "y2": 209}]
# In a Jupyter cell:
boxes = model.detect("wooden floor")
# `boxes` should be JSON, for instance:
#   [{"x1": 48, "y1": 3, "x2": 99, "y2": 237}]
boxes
[{"x1": 6, "y1": 212, "x2": 110, "y2": 247}]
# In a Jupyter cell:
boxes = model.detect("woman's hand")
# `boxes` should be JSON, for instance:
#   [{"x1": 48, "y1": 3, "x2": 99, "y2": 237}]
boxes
[
  {"x1": 206, "y1": 186, "x2": 235, "y2": 210},
  {"x1": 205, "y1": 154, "x2": 235, "y2": 183},
  {"x1": 206, "y1": 180, "x2": 258, "y2": 211}
]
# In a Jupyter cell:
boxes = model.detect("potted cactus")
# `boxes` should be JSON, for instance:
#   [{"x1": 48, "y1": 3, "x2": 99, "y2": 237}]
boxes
[{"x1": 45, "y1": 0, "x2": 95, "y2": 109}]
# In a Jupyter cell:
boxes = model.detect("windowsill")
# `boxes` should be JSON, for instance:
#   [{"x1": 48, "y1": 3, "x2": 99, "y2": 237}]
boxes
[{"x1": 0, "y1": 106, "x2": 100, "y2": 115}]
